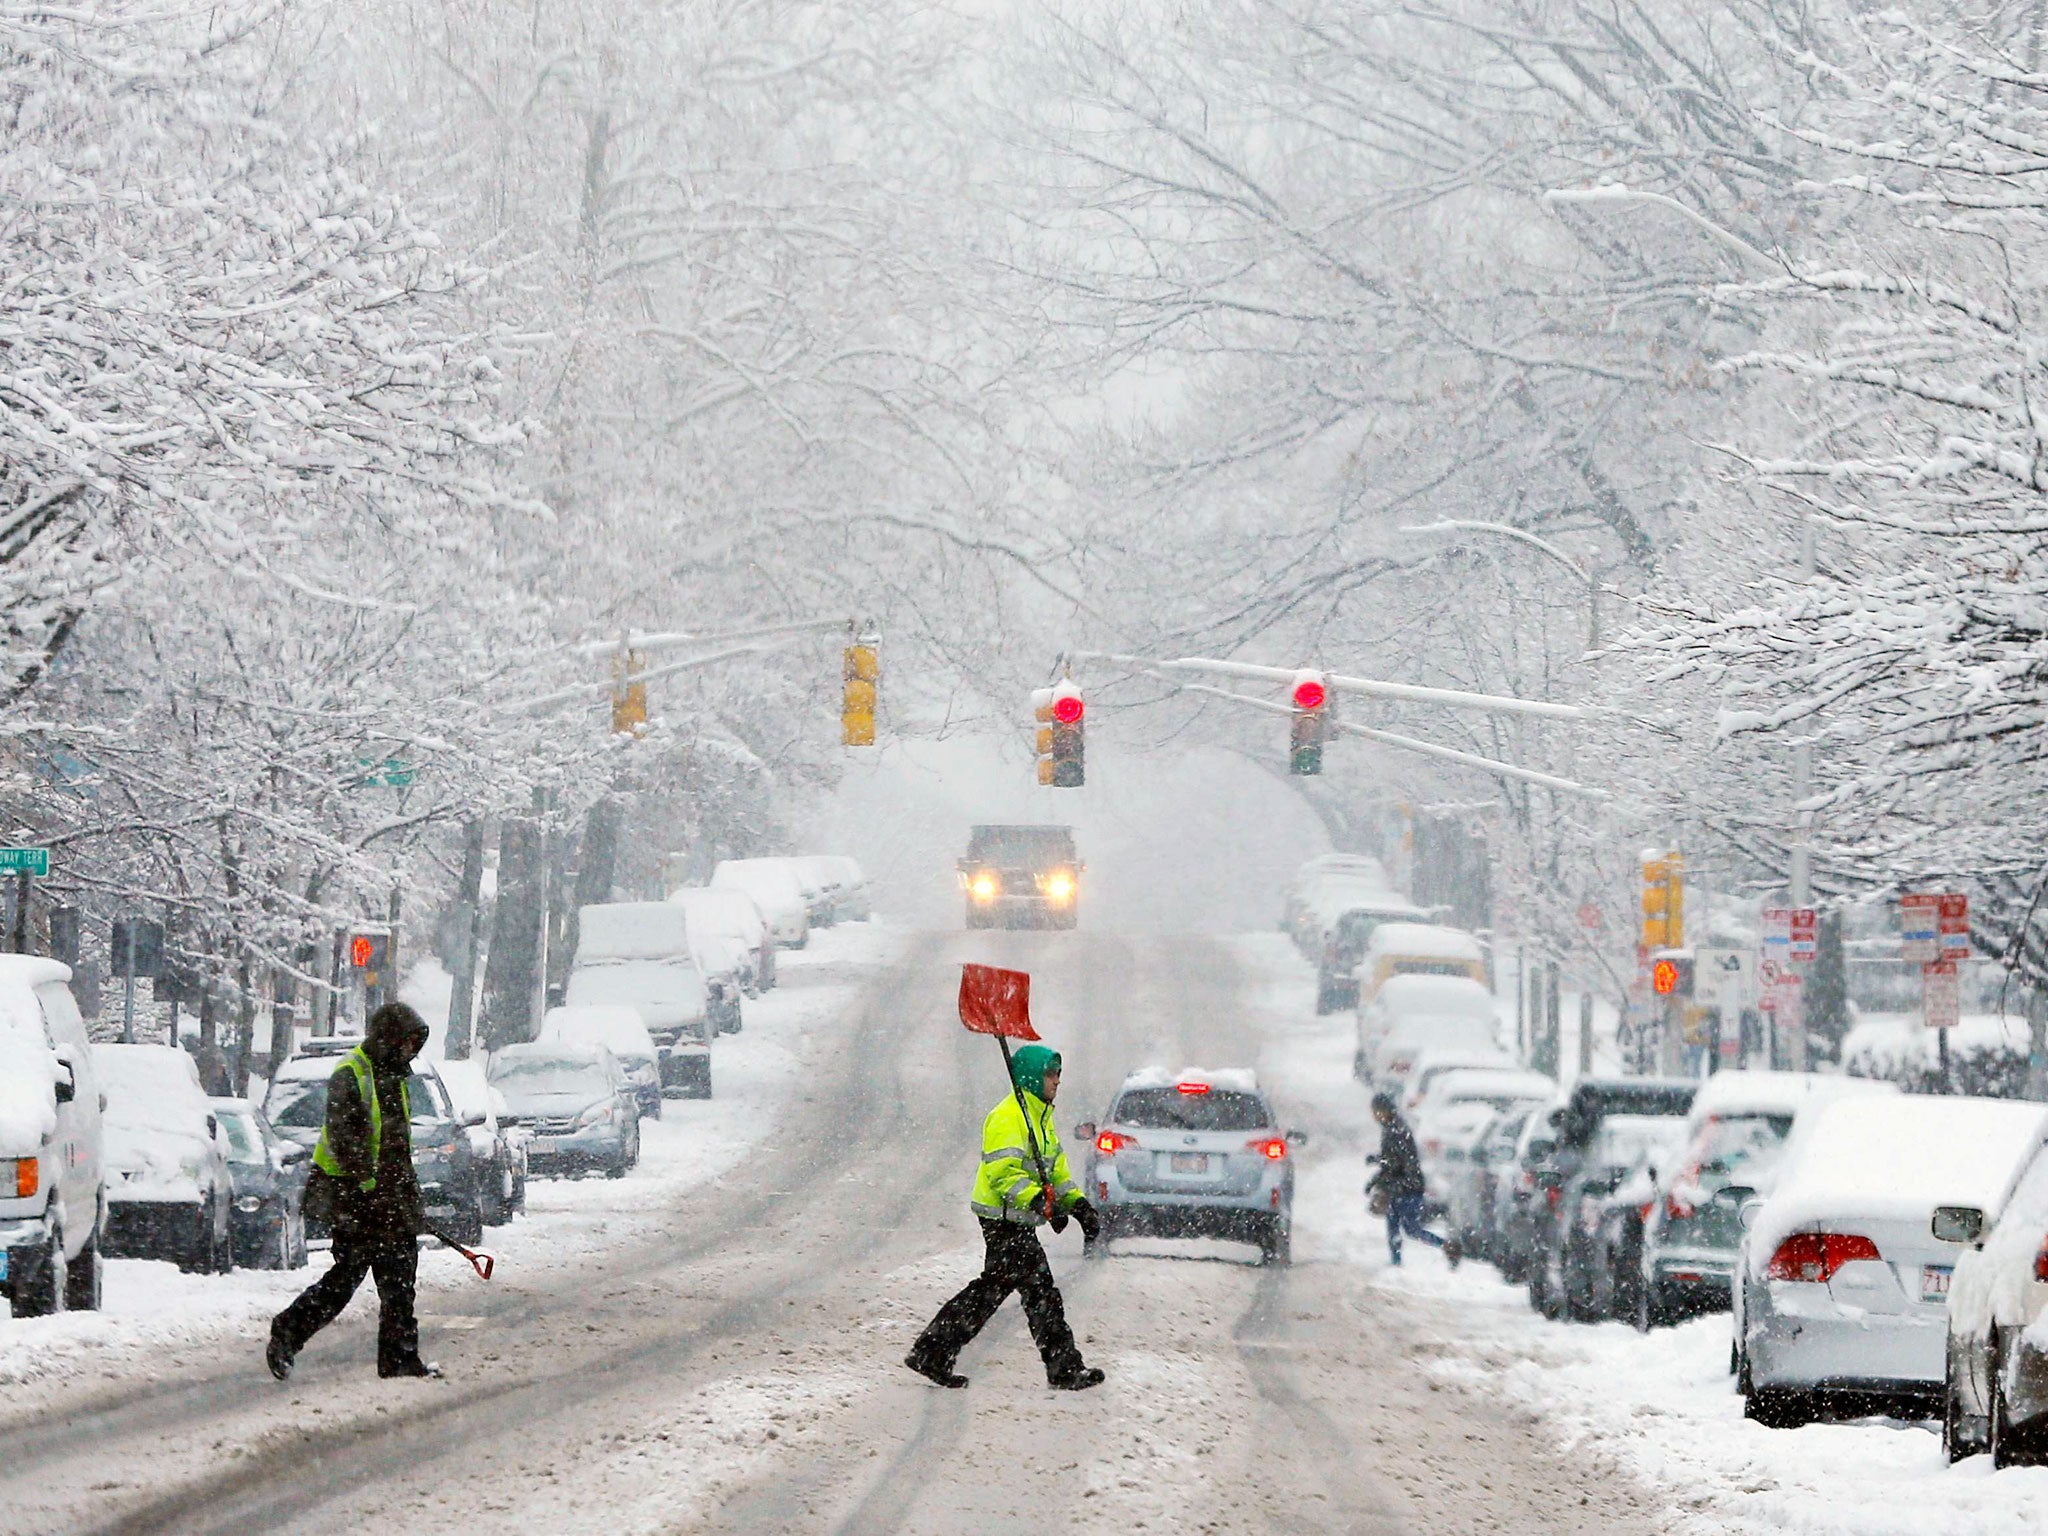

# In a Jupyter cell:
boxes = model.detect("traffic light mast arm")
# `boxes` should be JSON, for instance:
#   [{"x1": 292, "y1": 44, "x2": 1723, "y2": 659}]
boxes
[
  {"x1": 1082, "y1": 652, "x2": 1589, "y2": 723},
  {"x1": 514, "y1": 640, "x2": 806, "y2": 717},
  {"x1": 1177, "y1": 684, "x2": 1606, "y2": 799},
  {"x1": 574, "y1": 617, "x2": 855, "y2": 661}
]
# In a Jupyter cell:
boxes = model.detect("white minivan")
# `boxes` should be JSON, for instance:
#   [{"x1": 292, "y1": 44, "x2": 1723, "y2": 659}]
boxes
[
  {"x1": 0, "y1": 957, "x2": 104, "y2": 1316},
  {"x1": 710, "y1": 859, "x2": 811, "y2": 949}
]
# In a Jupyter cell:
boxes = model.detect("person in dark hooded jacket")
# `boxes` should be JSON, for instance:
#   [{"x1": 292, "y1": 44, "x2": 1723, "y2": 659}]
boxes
[
  {"x1": 267, "y1": 1003, "x2": 439, "y2": 1380},
  {"x1": 1367, "y1": 1091, "x2": 1461, "y2": 1269}
]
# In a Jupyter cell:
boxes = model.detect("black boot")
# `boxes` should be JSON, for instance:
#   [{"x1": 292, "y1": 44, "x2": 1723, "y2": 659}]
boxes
[
  {"x1": 379, "y1": 1356, "x2": 442, "y2": 1379},
  {"x1": 265, "y1": 1325, "x2": 295, "y2": 1383},
  {"x1": 1050, "y1": 1366, "x2": 1105, "y2": 1391},
  {"x1": 904, "y1": 1352, "x2": 967, "y2": 1389}
]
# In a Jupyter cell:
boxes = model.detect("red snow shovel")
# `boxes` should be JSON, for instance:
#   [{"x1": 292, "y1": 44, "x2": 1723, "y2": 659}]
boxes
[
  {"x1": 426, "y1": 1229, "x2": 494, "y2": 1281},
  {"x1": 959, "y1": 964, "x2": 1056, "y2": 1220}
]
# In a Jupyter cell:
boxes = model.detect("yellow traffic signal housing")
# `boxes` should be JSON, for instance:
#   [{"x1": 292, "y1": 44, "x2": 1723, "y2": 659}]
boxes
[
  {"x1": 611, "y1": 648, "x2": 648, "y2": 736},
  {"x1": 1640, "y1": 850, "x2": 1684, "y2": 949},
  {"x1": 842, "y1": 641, "x2": 878, "y2": 747}
]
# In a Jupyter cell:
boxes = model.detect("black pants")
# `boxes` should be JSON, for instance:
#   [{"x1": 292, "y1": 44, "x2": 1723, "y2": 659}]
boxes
[
  {"x1": 909, "y1": 1218, "x2": 1084, "y2": 1383},
  {"x1": 271, "y1": 1230, "x2": 420, "y2": 1371}
]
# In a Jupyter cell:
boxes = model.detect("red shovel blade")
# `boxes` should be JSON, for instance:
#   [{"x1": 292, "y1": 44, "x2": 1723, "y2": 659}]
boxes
[{"x1": 959, "y1": 963, "x2": 1037, "y2": 1040}]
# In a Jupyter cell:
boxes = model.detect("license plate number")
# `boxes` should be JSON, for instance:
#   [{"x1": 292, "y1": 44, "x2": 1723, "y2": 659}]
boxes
[
  {"x1": 1922, "y1": 1265, "x2": 1952, "y2": 1301},
  {"x1": 529, "y1": 1137, "x2": 558, "y2": 1154},
  {"x1": 1169, "y1": 1152, "x2": 1210, "y2": 1175}
]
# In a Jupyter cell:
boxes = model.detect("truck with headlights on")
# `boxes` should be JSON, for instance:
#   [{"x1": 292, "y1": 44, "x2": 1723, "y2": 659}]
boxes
[{"x1": 958, "y1": 824, "x2": 1082, "y2": 930}]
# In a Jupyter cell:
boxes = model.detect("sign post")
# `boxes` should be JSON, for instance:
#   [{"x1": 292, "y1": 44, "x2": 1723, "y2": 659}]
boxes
[
  {"x1": 1903, "y1": 893, "x2": 1968, "y2": 1089},
  {"x1": 0, "y1": 849, "x2": 48, "y2": 956}
]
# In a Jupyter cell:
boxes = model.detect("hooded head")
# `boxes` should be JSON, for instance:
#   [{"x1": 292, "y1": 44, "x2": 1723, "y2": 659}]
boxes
[
  {"x1": 1009, "y1": 1044, "x2": 1062, "y2": 1103},
  {"x1": 366, "y1": 1001, "x2": 430, "y2": 1069},
  {"x1": 1370, "y1": 1090, "x2": 1398, "y2": 1121}
]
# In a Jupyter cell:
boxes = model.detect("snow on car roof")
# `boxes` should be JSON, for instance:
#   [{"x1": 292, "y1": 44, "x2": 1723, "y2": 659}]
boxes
[
  {"x1": 575, "y1": 902, "x2": 692, "y2": 963},
  {"x1": 1685, "y1": 1069, "x2": 1897, "y2": 1127},
  {"x1": 1749, "y1": 1095, "x2": 2048, "y2": 1276},
  {"x1": 1371, "y1": 974, "x2": 1497, "y2": 1017},
  {"x1": 1119, "y1": 1065, "x2": 1260, "y2": 1094},
  {"x1": 277, "y1": 1049, "x2": 356, "y2": 1081},
  {"x1": 543, "y1": 1004, "x2": 657, "y2": 1056},
  {"x1": 1364, "y1": 923, "x2": 1486, "y2": 961},
  {"x1": 1427, "y1": 1068, "x2": 1557, "y2": 1104}
]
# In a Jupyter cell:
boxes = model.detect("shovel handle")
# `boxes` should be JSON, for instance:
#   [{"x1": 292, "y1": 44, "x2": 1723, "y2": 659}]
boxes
[{"x1": 427, "y1": 1229, "x2": 495, "y2": 1281}]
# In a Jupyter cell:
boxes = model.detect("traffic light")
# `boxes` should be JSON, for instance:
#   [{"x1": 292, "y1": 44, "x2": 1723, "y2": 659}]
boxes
[
  {"x1": 349, "y1": 930, "x2": 391, "y2": 986},
  {"x1": 611, "y1": 647, "x2": 648, "y2": 737},
  {"x1": 1048, "y1": 681, "x2": 1083, "y2": 787},
  {"x1": 842, "y1": 633, "x2": 878, "y2": 747},
  {"x1": 1641, "y1": 849, "x2": 1684, "y2": 950},
  {"x1": 1289, "y1": 670, "x2": 1329, "y2": 775}
]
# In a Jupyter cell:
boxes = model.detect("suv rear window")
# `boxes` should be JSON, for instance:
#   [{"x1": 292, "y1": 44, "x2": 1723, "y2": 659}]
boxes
[{"x1": 1114, "y1": 1088, "x2": 1269, "y2": 1132}]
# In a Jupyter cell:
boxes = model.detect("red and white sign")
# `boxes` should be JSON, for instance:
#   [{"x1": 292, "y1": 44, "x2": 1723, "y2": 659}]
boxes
[
  {"x1": 1577, "y1": 902, "x2": 1602, "y2": 931},
  {"x1": 1789, "y1": 908, "x2": 1818, "y2": 964},
  {"x1": 1939, "y1": 894, "x2": 1969, "y2": 958},
  {"x1": 1922, "y1": 959, "x2": 1960, "y2": 1031}
]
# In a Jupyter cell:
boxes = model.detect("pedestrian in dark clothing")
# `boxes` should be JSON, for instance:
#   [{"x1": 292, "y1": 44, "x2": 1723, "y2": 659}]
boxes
[
  {"x1": 1368, "y1": 1092, "x2": 1461, "y2": 1269},
  {"x1": 267, "y1": 1003, "x2": 439, "y2": 1381},
  {"x1": 906, "y1": 1045, "x2": 1105, "y2": 1391}
]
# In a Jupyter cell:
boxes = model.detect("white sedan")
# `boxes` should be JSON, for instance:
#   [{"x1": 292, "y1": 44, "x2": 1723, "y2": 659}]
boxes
[{"x1": 1944, "y1": 1126, "x2": 2048, "y2": 1465}]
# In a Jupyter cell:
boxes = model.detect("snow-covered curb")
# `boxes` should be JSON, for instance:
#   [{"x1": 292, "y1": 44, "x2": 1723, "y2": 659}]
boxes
[{"x1": 0, "y1": 923, "x2": 906, "y2": 1387}]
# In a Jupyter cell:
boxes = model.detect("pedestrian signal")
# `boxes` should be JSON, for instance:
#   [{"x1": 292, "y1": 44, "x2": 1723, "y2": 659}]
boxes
[
  {"x1": 349, "y1": 932, "x2": 391, "y2": 986},
  {"x1": 1650, "y1": 956, "x2": 1693, "y2": 997},
  {"x1": 1289, "y1": 670, "x2": 1329, "y2": 775}
]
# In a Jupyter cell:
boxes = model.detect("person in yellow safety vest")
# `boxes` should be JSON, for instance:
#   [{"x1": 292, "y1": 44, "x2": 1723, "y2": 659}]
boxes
[
  {"x1": 267, "y1": 1003, "x2": 439, "y2": 1381},
  {"x1": 905, "y1": 1044, "x2": 1106, "y2": 1391}
]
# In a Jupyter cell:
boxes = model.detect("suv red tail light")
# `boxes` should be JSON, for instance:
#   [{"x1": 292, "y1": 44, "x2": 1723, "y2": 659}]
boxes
[
  {"x1": 1247, "y1": 1137, "x2": 1287, "y2": 1161},
  {"x1": 2034, "y1": 1235, "x2": 2048, "y2": 1284},
  {"x1": 1765, "y1": 1232, "x2": 1881, "y2": 1283},
  {"x1": 1096, "y1": 1131, "x2": 1135, "y2": 1156}
]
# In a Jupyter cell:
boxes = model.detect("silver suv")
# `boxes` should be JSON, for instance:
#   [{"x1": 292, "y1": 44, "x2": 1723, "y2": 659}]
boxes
[{"x1": 1077, "y1": 1068, "x2": 1303, "y2": 1265}]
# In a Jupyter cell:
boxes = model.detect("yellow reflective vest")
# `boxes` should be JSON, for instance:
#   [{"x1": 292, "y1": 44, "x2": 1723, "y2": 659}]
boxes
[
  {"x1": 970, "y1": 1089, "x2": 1082, "y2": 1225},
  {"x1": 312, "y1": 1046, "x2": 408, "y2": 1192}
]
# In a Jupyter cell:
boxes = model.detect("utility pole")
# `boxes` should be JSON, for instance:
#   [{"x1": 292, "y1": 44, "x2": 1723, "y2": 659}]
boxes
[
  {"x1": 1786, "y1": 514, "x2": 1817, "y2": 1072},
  {"x1": 445, "y1": 820, "x2": 487, "y2": 1059},
  {"x1": 1578, "y1": 987, "x2": 1595, "y2": 1078}
]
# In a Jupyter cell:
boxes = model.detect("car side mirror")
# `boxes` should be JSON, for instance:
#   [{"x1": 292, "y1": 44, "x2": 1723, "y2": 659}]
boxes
[
  {"x1": 53, "y1": 1061, "x2": 75, "y2": 1104},
  {"x1": 1737, "y1": 1196, "x2": 1765, "y2": 1232},
  {"x1": 1286, "y1": 1129, "x2": 1308, "y2": 1147},
  {"x1": 280, "y1": 1142, "x2": 310, "y2": 1165},
  {"x1": 463, "y1": 1111, "x2": 486, "y2": 1128},
  {"x1": 1534, "y1": 1168, "x2": 1563, "y2": 1192},
  {"x1": 1074, "y1": 1122, "x2": 1097, "y2": 1144},
  {"x1": 206, "y1": 1112, "x2": 219, "y2": 1138},
  {"x1": 1931, "y1": 1205, "x2": 1986, "y2": 1246},
  {"x1": 1712, "y1": 1184, "x2": 1756, "y2": 1209}
]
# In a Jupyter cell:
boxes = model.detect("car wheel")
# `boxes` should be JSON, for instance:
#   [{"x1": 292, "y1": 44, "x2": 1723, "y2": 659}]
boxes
[
  {"x1": 64, "y1": 1231, "x2": 102, "y2": 1311},
  {"x1": 13, "y1": 1227, "x2": 66, "y2": 1318},
  {"x1": 1744, "y1": 1387, "x2": 1811, "y2": 1428}
]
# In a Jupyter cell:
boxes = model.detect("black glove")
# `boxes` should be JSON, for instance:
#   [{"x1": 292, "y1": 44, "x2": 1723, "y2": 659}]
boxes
[
  {"x1": 1048, "y1": 1207, "x2": 1070, "y2": 1234},
  {"x1": 1072, "y1": 1198, "x2": 1102, "y2": 1242}
]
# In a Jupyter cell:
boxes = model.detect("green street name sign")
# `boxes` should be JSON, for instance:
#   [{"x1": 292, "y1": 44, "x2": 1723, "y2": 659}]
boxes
[{"x1": 0, "y1": 848, "x2": 51, "y2": 876}]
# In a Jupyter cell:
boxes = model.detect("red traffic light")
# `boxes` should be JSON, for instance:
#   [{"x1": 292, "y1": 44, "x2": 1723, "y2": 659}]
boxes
[
  {"x1": 350, "y1": 934, "x2": 376, "y2": 968},
  {"x1": 1292, "y1": 677, "x2": 1327, "y2": 711},
  {"x1": 1651, "y1": 958, "x2": 1680, "y2": 995},
  {"x1": 1051, "y1": 694, "x2": 1084, "y2": 724}
]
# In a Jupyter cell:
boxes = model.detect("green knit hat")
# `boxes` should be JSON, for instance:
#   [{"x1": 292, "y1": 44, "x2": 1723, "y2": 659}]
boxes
[{"x1": 1009, "y1": 1044, "x2": 1062, "y2": 1101}]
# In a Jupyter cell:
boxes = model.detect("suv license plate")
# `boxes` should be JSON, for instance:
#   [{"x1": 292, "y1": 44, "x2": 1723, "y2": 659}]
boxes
[
  {"x1": 1922, "y1": 1265, "x2": 1952, "y2": 1302},
  {"x1": 1170, "y1": 1153, "x2": 1209, "y2": 1175}
]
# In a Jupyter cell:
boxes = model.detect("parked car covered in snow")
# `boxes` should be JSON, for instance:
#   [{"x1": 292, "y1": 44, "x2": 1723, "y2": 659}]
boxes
[
  {"x1": 1495, "y1": 1104, "x2": 1565, "y2": 1283},
  {"x1": 566, "y1": 902, "x2": 722, "y2": 1096},
  {"x1": 210, "y1": 1098, "x2": 309, "y2": 1270},
  {"x1": 670, "y1": 886, "x2": 775, "y2": 994},
  {"x1": 489, "y1": 1043, "x2": 641, "y2": 1179},
  {"x1": 0, "y1": 958, "x2": 104, "y2": 1315},
  {"x1": 1397, "y1": 1048, "x2": 1519, "y2": 1119},
  {"x1": 1943, "y1": 1126, "x2": 2048, "y2": 1466},
  {"x1": 1736, "y1": 1093, "x2": 2048, "y2": 1428},
  {"x1": 543, "y1": 1004, "x2": 662, "y2": 1120},
  {"x1": 93, "y1": 1043, "x2": 235, "y2": 1274},
  {"x1": 1356, "y1": 973, "x2": 1502, "y2": 1084},
  {"x1": 434, "y1": 1057, "x2": 526, "y2": 1227},
  {"x1": 710, "y1": 859, "x2": 811, "y2": 949},
  {"x1": 1355, "y1": 922, "x2": 1488, "y2": 1009},
  {"x1": 1542, "y1": 1113, "x2": 1690, "y2": 1323},
  {"x1": 1314, "y1": 896, "x2": 1428, "y2": 1014},
  {"x1": 1459, "y1": 1102, "x2": 1553, "y2": 1270},
  {"x1": 1413, "y1": 1067, "x2": 1556, "y2": 1213},
  {"x1": 807, "y1": 855, "x2": 872, "y2": 922},
  {"x1": 1633, "y1": 1071, "x2": 1897, "y2": 1330}
]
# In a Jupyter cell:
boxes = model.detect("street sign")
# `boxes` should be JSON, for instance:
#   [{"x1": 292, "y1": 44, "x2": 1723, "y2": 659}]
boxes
[
  {"x1": 1922, "y1": 960, "x2": 1960, "y2": 1031},
  {"x1": 1789, "y1": 908, "x2": 1818, "y2": 964},
  {"x1": 1939, "y1": 893, "x2": 1969, "y2": 958},
  {"x1": 1695, "y1": 947, "x2": 1753, "y2": 1010},
  {"x1": 109, "y1": 918, "x2": 164, "y2": 979},
  {"x1": 0, "y1": 848, "x2": 50, "y2": 877},
  {"x1": 1762, "y1": 905, "x2": 1792, "y2": 960},
  {"x1": 1576, "y1": 901, "x2": 1602, "y2": 931},
  {"x1": 1900, "y1": 893, "x2": 1939, "y2": 963}
]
